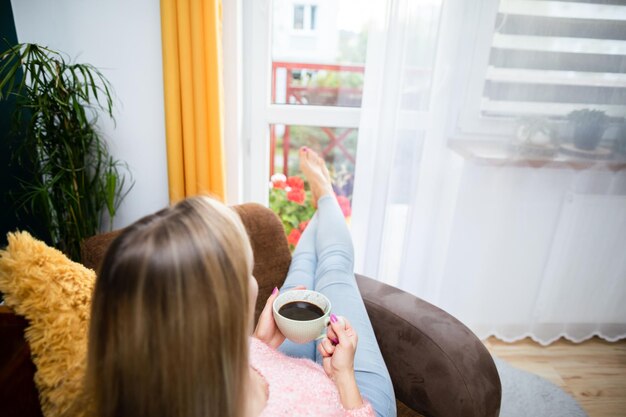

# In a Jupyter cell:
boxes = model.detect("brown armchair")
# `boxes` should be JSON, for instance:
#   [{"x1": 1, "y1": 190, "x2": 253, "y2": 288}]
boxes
[{"x1": 1, "y1": 203, "x2": 500, "y2": 417}]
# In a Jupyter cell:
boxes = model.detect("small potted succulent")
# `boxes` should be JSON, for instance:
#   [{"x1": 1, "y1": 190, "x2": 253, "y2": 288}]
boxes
[{"x1": 567, "y1": 109, "x2": 609, "y2": 151}]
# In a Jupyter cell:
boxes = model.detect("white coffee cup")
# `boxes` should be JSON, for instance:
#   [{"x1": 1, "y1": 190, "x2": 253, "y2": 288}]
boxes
[{"x1": 273, "y1": 290, "x2": 332, "y2": 344}]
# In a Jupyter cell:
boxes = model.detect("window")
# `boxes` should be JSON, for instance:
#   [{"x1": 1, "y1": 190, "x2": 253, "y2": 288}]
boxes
[
  {"x1": 292, "y1": 4, "x2": 319, "y2": 31},
  {"x1": 271, "y1": 0, "x2": 370, "y2": 207},
  {"x1": 270, "y1": 124, "x2": 358, "y2": 181},
  {"x1": 310, "y1": 5, "x2": 317, "y2": 30},
  {"x1": 293, "y1": 5, "x2": 305, "y2": 30},
  {"x1": 292, "y1": 3, "x2": 320, "y2": 31},
  {"x1": 271, "y1": 62, "x2": 365, "y2": 107},
  {"x1": 244, "y1": 0, "x2": 377, "y2": 212},
  {"x1": 455, "y1": 0, "x2": 626, "y2": 139}
]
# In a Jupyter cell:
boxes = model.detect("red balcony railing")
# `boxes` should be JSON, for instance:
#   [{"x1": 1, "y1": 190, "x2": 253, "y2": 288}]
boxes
[{"x1": 270, "y1": 61, "x2": 365, "y2": 176}]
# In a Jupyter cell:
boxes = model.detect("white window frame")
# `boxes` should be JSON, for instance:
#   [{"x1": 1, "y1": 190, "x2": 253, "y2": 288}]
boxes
[
  {"x1": 238, "y1": 0, "x2": 433, "y2": 205},
  {"x1": 454, "y1": 0, "x2": 513, "y2": 140},
  {"x1": 223, "y1": 0, "x2": 244, "y2": 204},
  {"x1": 242, "y1": 0, "x2": 361, "y2": 205}
]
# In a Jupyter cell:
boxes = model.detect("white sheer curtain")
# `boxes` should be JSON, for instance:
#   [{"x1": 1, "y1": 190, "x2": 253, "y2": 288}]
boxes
[{"x1": 351, "y1": 0, "x2": 626, "y2": 345}]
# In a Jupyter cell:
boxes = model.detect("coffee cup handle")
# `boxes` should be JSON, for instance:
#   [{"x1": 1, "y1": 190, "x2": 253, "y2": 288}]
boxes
[{"x1": 314, "y1": 315, "x2": 342, "y2": 341}]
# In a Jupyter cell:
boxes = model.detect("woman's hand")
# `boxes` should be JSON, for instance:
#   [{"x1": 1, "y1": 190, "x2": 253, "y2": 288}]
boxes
[
  {"x1": 253, "y1": 285, "x2": 305, "y2": 349},
  {"x1": 318, "y1": 315, "x2": 363, "y2": 409},
  {"x1": 318, "y1": 315, "x2": 358, "y2": 379}
]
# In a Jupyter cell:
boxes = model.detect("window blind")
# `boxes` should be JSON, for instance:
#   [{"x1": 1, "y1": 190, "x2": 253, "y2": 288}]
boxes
[{"x1": 481, "y1": 0, "x2": 626, "y2": 120}]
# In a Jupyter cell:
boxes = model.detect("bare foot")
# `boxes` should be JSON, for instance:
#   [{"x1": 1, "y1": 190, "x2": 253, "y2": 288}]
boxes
[{"x1": 299, "y1": 147, "x2": 333, "y2": 206}]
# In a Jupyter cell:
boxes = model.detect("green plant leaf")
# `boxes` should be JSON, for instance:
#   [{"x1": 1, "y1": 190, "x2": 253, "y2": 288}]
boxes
[{"x1": 0, "y1": 42, "x2": 133, "y2": 260}]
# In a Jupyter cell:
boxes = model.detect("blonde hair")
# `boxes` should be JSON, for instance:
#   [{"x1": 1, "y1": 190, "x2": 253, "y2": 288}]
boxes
[{"x1": 85, "y1": 196, "x2": 254, "y2": 417}]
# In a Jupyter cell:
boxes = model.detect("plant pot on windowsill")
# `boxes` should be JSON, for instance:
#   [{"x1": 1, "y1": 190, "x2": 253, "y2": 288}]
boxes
[
  {"x1": 614, "y1": 122, "x2": 626, "y2": 157},
  {"x1": 567, "y1": 109, "x2": 608, "y2": 151},
  {"x1": 512, "y1": 116, "x2": 558, "y2": 157}
]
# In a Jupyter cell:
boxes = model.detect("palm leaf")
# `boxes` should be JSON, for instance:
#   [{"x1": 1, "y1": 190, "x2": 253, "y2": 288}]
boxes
[{"x1": 0, "y1": 42, "x2": 133, "y2": 260}]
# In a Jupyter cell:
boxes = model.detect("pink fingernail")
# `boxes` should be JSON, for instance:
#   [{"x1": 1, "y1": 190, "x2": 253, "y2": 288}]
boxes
[
  {"x1": 272, "y1": 287, "x2": 278, "y2": 295},
  {"x1": 303, "y1": 147, "x2": 308, "y2": 152},
  {"x1": 331, "y1": 337, "x2": 339, "y2": 345},
  {"x1": 330, "y1": 314, "x2": 338, "y2": 323}
]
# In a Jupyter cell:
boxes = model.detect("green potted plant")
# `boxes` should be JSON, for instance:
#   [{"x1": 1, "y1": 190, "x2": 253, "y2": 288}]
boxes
[
  {"x1": 0, "y1": 43, "x2": 131, "y2": 260},
  {"x1": 567, "y1": 109, "x2": 609, "y2": 151}
]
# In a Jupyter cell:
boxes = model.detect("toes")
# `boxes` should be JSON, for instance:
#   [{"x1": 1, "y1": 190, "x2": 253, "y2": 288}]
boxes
[
  {"x1": 300, "y1": 147, "x2": 313, "y2": 166},
  {"x1": 298, "y1": 147, "x2": 330, "y2": 184},
  {"x1": 299, "y1": 147, "x2": 310, "y2": 170}
]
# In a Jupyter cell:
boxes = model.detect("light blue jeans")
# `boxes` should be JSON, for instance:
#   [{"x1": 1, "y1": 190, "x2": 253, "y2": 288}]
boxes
[{"x1": 279, "y1": 195, "x2": 396, "y2": 417}]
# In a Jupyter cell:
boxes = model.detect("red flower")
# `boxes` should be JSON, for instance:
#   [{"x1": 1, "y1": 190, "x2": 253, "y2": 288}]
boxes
[
  {"x1": 299, "y1": 220, "x2": 310, "y2": 231},
  {"x1": 287, "y1": 188, "x2": 306, "y2": 205},
  {"x1": 287, "y1": 228, "x2": 301, "y2": 246},
  {"x1": 336, "y1": 195, "x2": 352, "y2": 217},
  {"x1": 271, "y1": 173, "x2": 287, "y2": 189},
  {"x1": 272, "y1": 180, "x2": 287, "y2": 189},
  {"x1": 286, "y1": 176, "x2": 304, "y2": 190}
]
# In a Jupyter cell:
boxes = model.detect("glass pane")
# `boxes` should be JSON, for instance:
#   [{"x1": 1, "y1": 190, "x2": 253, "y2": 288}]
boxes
[
  {"x1": 293, "y1": 5, "x2": 304, "y2": 29},
  {"x1": 269, "y1": 124, "x2": 358, "y2": 248},
  {"x1": 310, "y1": 5, "x2": 317, "y2": 30},
  {"x1": 271, "y1": 0, "x2": 373, "y2": 107}
]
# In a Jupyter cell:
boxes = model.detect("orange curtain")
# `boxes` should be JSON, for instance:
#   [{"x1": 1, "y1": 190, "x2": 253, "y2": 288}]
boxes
[{"x1": 160, "y1": 0, "x2": 225, "y2": 202}]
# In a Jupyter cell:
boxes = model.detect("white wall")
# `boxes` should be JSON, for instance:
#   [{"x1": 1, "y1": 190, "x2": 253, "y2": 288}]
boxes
[
  {"x1": 272, "y1": 0, "x2": 339, "y2": 63},
  {"x1": 11, "y1": 0, "x2": 169, "y2": 229}
]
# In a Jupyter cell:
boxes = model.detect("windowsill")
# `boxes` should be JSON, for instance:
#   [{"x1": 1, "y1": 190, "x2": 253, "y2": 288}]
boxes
[{"x1": 449, "y1": 139, "x2": 626, "y2": 171}]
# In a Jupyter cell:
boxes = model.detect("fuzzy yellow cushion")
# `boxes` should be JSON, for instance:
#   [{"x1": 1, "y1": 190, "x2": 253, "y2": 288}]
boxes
[{"x1": 0, "y1": 231, "x2": 94, "y2": 417}]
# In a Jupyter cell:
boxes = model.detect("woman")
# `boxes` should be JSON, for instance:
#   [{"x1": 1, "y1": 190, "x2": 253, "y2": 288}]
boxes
[{"x1": 86, "y1": 148, "x2": 395, "y2": 417}]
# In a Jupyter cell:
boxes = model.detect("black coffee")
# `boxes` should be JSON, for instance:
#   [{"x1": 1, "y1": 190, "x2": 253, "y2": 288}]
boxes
[{"x1": 279, "y1": 301, "x2": 325, "y2": 321}]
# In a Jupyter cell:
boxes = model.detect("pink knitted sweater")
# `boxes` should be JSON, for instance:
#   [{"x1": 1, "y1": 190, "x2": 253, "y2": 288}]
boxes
[{"x1": 249, "y1": 337, "x2": 375, "y2": 417}]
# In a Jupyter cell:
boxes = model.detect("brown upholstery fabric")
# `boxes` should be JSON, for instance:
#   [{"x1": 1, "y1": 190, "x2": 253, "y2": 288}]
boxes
[
  {"x1": 80, "y1": 229, "x2": 123, "y2": 272},
  {"x1": 357, "y1": 274, "x2": 501, "y2": 417},
  {"x1": 397, "y1": 399, "x2": 424, "y2": 417},
  {"x1": 232, "y1": 203, "x2": 291, "y2": 322},
  {"x1": 2, "y1": 202, "x2": 501, "y2": 417}
]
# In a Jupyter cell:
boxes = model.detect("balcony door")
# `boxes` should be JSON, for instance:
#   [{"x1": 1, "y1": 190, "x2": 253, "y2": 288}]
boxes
[{"x1": 242, "y1": 0, "x2": 381, "y2": 215}]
